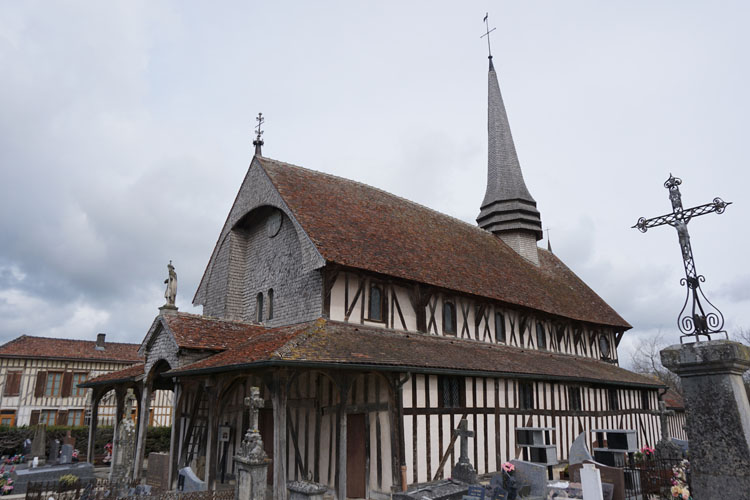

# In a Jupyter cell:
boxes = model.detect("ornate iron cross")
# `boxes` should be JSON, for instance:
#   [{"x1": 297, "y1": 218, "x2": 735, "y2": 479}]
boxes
[{"x1": 633, "y1": 174, "x2": 731, "y2": 341}]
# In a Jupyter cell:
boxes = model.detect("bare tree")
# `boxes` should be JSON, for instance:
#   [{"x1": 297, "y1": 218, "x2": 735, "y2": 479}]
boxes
[
  {"x1": 629, "y1": 331, "x2": 682, "y2": 393},
  {"x1": 732, "y1": 327, "x2": 750, "y2": 346}
]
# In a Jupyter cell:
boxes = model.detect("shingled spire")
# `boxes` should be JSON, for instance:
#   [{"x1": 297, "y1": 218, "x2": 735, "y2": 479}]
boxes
[{"x1": 476, "y1": 57, "x2": 543, "y2": 265}]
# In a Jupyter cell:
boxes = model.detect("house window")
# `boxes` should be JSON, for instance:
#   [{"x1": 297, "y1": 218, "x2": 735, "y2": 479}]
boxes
[
  {"x1": 0, "y1": 410, "x2": 15, "y2": 427},
  {"x1": 72, "y1": 373, "x2": 88, "y2": 397},
  {"x1": 519, "y1": 381, "x2": 534, "y2": 410},
  {"x1": 39, "y1": 410, "x2": 57, "y2": 426},
  {"x1": 608, "y1": 388, "x2": 619, "y2": 411},
  {"x1": 568, "y1": 386, "x2": 582, "y2": 411},
  {"x1": 438, "y1": 376, "x2": 464, "y2": 408},
  {"x1": 45, "y1": 372, "x2": 63, "y2": 397},
  {"x1": 495, "y1": 312, "x2": 506, "y2": 343},
  {"x1": 3, "y1": 371, "x2": 21, "y2": 397},
  {"x1": 368, "y1": 283, "x2": 385, "y2": 322},
  {"x1": 536, "y1": 322, "x2": 547, "y2": 350},
  {"x1": 267, "y1": 289, "x2": 274, "y2": 320},
  {"x1": 67, "y1": 409, "x2": 84, "y2": 426},
  {"x1": 256, "y1": 293, "x2": 264, "y2": 322},
  {"x1": 443, "y1": 301, "x2": 457, "y2": 335},
  {"x1": 641, "y1": 390, "x2": 650, "y2": 410}
]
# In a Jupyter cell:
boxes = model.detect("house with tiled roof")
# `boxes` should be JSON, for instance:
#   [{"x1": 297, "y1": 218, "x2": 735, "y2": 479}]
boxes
[
  {"x1": 82, "y1": 56, "x2": 664, "y2": 499},
  {"x1": 0, "y1": 333, "x2": 170, "y2": 429}
]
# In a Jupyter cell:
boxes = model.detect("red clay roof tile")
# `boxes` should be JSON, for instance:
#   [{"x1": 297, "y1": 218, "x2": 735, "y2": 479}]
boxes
[
  {"x1": 161, "y1": 313, "x2": 268, "y2": 351},
  {"x1": 79, "y1": 363, "x2": 145, "y2": 387},
  {"x1": 0, "y1": 335, "x2": 141, "y2": 362}
]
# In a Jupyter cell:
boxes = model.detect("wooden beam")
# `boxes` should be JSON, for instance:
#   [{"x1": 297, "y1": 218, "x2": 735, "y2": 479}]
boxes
[
  {"x1": 272, "y1": 371, "x2": 289, "y2": 500},
  {"x1": 286, "y1": 408, "x2": 307, "y2": 478},
  {"x1": 432, "y1": 412, "x2": 468, "y2": 481},
  {"x1": 320, "y1": 402, "x2": 388, "y2": 415},
  {"x1": 336, "y1": 379, "x2": 351, "y2": 500}
]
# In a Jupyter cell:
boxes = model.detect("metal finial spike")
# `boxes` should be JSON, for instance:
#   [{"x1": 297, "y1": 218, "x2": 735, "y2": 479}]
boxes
[
  {"x1": 253, "y1": 112, "x2": 265, "y2": 156},
  {"x1": 481, "y1": 13, "x2": 496, "y2": 59}
]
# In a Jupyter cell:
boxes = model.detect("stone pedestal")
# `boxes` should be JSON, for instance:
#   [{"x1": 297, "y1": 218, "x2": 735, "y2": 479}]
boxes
[
  {"x1": 234, "y1": 454, "x2": 270, "y2": 500},
  {"x1": 287, "y1": 480, "x2": 327, "y2": 500},
  {"x1": 661, "y1": 340, "x2": 750, "y2": 498}
]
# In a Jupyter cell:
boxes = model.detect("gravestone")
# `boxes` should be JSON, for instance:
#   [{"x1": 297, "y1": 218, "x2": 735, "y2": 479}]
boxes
[
  {"x1": 509, "y1": 460, "x2": 546, "y2": 498},
  {"x1": 287, "y1": 480, "x2": 327, "y2": 500},
  {"x1": 63, "y1": 430, "x2": 76, "y2": 447},
  {"x1": 466, "y1": 485, "x2": 485, "y2": 499},
  {"x1": 234, "y1": 387, "x2": 271, "y2": 500},
  {"x1": 451, "y1": 419, "x2": 477, "y2": 484},
  {"x1": 568, "y1": 432, "x2": 593, "y2": 466},
  {"x1": 30, "y1": 425, "x2": 45, "y2": 460},
  {"x1": 569, "y1": 461, "x2": 621, "y2": 500},
  {"x1": 178, "y1": 466, "x2": 207, "y2": 492},
  {"x1": 580, "y1": 464, "x2": 603, "y2": 500},
  {"x1": 146, "y1": 452, "x2": 170, "y2": 491},
  {"x1": 48, "y1": 439, "x2": 60, "y2": 464},
  {"x1": 661, "y1": 340, "x2": 750, "y2": 498},
  {"x1": 110, "y1": 393, "x2": 137, "y2": 485},
  {"x1": 59, "y1": 444, "x2": 74, "y2": 465}
]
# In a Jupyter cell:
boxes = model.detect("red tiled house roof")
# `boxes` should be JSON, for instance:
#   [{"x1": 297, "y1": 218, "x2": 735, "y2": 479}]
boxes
[
  {"x1": 169, "y1": 319, "x2": 658, "y2": 388},
  {"x1": 79, "y1": 363, "x2": 146, "y2": 387},
  {"x1": 257, "y1": 157, "x2": 629, "y2": 329},
  {"x1": 0, "y1": 335, "x2": 141, "y2": 363}
]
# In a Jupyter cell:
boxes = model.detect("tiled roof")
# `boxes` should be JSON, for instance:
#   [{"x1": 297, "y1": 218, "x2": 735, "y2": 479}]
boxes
[
  {"x1": 662, "y1": 388, "x2": 685, "y2": 409},
  {"x1": 0, "y1": 335, "x2": 141, "y2": 362},
  {"x1": 79, "y1": 364, "x2": 145, "y2": 387},
  {"x1": 169, "y1": 319, "x2": 658, "y2": 388},
  {"x1": 161, "y1": 313, "x2": 268, "y2": 350},
  {"x1": 259, "y1": 157, "x2": 630, "y2": 329}
]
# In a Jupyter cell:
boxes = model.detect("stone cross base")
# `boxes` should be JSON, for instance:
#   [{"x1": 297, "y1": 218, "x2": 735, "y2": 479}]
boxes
[
  {"x1": 661, "y1": 340, "x2": 750, "y2": 498},
  {"x1": 235, "y1": 455, "x2": 271, "y2": 500}
]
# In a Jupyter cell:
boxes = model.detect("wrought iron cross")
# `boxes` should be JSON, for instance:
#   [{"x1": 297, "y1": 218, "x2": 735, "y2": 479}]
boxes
[
  {"x1": 481, "y1": 13, "x2": 496, "y2": 58},
  {"x1": 633, "y1": 174, "x2": 731, "y2": 341},
  {"x1": 253, "y1": 112, "x2": 264, "y2": 155}
]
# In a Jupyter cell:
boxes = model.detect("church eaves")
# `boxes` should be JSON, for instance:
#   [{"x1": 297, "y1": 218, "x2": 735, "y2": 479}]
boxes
[{"x1": 477, "y1": 58, "x2": 543, "y2": 263}]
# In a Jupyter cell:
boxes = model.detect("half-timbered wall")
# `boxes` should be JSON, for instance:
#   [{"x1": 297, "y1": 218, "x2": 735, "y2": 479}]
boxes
[
  {"x1": 401, "y1": 373, "x2": 661, "y2": 485},
  {"x1": 0, "y1": 358, "x2": 172, "y2": 426},
  {"x1": 328, "y1": 271, "x2": 620, "y2": 363},
  {"x1": 667, "y1": 411, "x2": 687, "y2": 441}
]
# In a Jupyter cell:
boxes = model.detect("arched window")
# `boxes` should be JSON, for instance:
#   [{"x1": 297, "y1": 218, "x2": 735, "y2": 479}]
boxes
[
  {"x1": 368, "y1": 283, "x2": 385, "y2": 321},
  {"x1": 536, "y1": 322, "x2": 547, "y2": 350},
  {"x1": 267, "y1": 289, "x2": 274, "y2": 320},
  {"x1": 256, "y1": 293, "x2": 264, "y2": 322},
  {"x1": 495, "y1": 312, "x2": 506, "y2": 343},
  {"x1": 443, "y1": 301, "x2": 456, "y2": 335}
]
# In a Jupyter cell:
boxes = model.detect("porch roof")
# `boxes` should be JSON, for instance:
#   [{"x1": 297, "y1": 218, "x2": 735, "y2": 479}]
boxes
[
  {"x1": 167, "y1": 318, "x2": 662, "y2": 389},
  {"x1": 79, "y1": 363, "x2": 145, "y2": 388}
]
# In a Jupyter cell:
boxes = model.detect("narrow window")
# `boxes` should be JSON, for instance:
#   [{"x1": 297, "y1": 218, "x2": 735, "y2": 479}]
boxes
[
  {"x1": 368, "y1": 283, "x2": 385, "y2": 321},
  {"x1": 256, "y1": 293, "x2": 264, "y2": 322},
  {"x1": 641, "y1": 390, "x2": 650, "y2": 410},
  {"x1": 495, "y1": 312, "x2": 506, "y2": 343},
  {"x1": 536, "y1": 322, "x2": 547, "y2": 350},
  {"x1": 267, "y1": 289, "x2": 274, "y2": 320},
  {"x1": 519, "y1": 381, "x2": 534, "y2": 410},
  {"x1": 44, "y1": 372, "x2": 63, "y2": 397},
  {"x1": 3, "y1": 371, "x2": 21, "y2": 397},
  {"x1": 568, "y1": 386, "x2": 582, "y2": 411},
  {"x1": 443, "y1": 301, "x2": 457, "y2": 335},
  {"x1": 438, "y1": 375, "x2": 464, "y2": 408},
  {"x1": 608, "y1": 388, "x2": 620, "y2": 411},
  {"x1": 72, "y1": 373, "x2": 88, "y2": 397}
]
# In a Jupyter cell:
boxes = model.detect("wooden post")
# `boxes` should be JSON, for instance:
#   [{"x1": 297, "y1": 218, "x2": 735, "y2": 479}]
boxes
[
  {"x1": 336, "y1": 378, "x2": 351, "y2": 500},
  {"x1": 271, "y1": 371, "x2": 288, "y2": 500},
  {"x1": 168, "y1": 383, "x2": 182, "y2": 489},
  {"x1": 108, "y1": 388, "x2": 125, "y2": 481},
  {"x1": 87, "y1": 388, "x2": 101, "y2": 464},
  {"x1": 204, "y1": 380, "x2": 220, "y2": 489},
  {"x1": 133, "y1": 382, "x2": 151, "y2": 481}
]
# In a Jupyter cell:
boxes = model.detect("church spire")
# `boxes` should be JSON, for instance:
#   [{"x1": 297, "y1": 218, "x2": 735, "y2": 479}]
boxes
[{"x1": 476, "y1": 40, "x2": 543, "y2": 265}]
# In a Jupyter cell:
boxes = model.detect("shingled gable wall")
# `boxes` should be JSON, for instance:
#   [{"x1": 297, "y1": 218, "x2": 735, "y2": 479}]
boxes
[{"x1": 194, "y1": 158, "x2": 324, "y2": 325}]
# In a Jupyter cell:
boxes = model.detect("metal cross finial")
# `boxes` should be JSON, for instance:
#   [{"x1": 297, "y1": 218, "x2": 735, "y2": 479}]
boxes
[
  {"x1": 633, "y1": 175, "x2": 731, "y2": 342},
  {"x1": 252, "y1": 112, "x2": 264, "y2": 156},
  {"x1": 481, "y1": 13, "x2": 496, "y2": 59}
]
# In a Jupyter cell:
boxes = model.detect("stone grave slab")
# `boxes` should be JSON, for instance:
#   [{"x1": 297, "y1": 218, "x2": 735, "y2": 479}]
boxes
[
  {"x1": 30, "y1": 426, "x2": 45, "y2": 460},
  {"x1": 288, "y1": 480, "x2": 327, "y2": 500},
  {"x1": 59, "y1": 444, "x2": 74, "y2": 465},
  {"x1": 11, "y1": 462, "x2": 95, "y2": 494},
  {"x1": 178, "y1": 466, "x2": 207, "y2": 492},
  {"x1": 509, "y1": 460, "x2": 546, "y2": 498},
  {"x1": 466, "y1": 485, "x2": 485, "y2": 499},
  {"x1": 48, "y1": 439, "x2": 60, "y2": 464},
  {"x1": 146, "y1": 452, "x2": 170, "y2": 491},
  {"x1": 392, "y1": 479, "x2": 470, "y2": 500},
  {"x1": 569, "y1": 461, "x2": 621, "y2": 500}
]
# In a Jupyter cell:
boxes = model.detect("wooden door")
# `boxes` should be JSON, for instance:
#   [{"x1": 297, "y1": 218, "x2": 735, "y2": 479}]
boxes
[
  {"x1": 346, "y1": 413, "x2": 366, "y2": 498},
  {"x1": 259, "y1": 408, "x2": 274, "y2": 484}
]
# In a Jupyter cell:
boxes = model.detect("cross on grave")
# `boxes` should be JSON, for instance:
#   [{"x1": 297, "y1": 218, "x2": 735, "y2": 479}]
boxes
[
  {"x1": 457, "y1": 418, "x2": 474, "y2": 464},
  {"x1": 244, "y1": 386, "x2": 264, "y2": 433},
  {"x1": 633, "y1": 174, "x2": 731, "y2": 341}
]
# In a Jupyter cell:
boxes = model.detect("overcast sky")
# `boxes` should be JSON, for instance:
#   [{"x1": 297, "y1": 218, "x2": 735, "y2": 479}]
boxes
[{"x1": 1, "y1": 1, "x2": 748, "y2": 367}]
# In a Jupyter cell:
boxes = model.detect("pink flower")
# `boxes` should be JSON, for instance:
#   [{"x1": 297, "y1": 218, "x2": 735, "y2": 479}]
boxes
[{"x1": 501, "y1": 462, "x2": 515, "y2": 473}]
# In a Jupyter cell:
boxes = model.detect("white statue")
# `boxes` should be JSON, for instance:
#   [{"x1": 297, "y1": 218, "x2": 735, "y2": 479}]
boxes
[{"x1": 164, "y1": 261, "x2": 177, "y2": 306}]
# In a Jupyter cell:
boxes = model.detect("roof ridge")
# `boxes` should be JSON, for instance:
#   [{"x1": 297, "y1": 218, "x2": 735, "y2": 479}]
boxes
[
  {"x1": 259, "y1": 156, "x2": 520, "y2": 245},
  {"x1": 0, "y1": 334, "x2": 139, "y2": 347}
]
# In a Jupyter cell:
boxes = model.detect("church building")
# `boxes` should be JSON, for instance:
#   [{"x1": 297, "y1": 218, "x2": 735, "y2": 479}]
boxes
[{"x1": 82, "y1": 55, "x2": 662, "y2": 499}]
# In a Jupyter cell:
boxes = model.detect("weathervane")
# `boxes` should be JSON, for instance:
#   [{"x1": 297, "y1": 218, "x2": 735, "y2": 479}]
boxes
[
  {"x1": 481, "y1": 13, "x2": 496, "y2": 59},
  {"x1": 253, "y1": 112, "x2": 264, "y2": 156},
  {"x1": 633, "y1": 174, "x2": 731, "y2": 342}
]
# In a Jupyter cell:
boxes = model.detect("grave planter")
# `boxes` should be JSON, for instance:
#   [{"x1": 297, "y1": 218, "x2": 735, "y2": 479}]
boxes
[{"x1": 287, "y1": 480, "x2": 327, "y2": 500}]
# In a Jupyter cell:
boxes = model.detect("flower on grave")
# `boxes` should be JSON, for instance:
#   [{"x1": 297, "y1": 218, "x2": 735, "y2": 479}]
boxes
[{"x1": 501, "y1": 462, "x2": 515, "y2": 474}]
